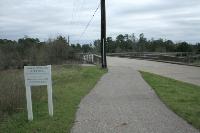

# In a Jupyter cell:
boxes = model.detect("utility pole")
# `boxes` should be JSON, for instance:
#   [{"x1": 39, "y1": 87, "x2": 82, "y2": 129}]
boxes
[
  {"x1": 68, "y1": 35, "x2": 70, "y2": 45},
  {"x1": 101, "y1": 0, "x2": 107, "y2": 68}
]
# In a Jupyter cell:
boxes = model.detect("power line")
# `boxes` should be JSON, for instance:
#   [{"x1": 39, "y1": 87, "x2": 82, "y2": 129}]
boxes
[
  {"x1": 80, "y1": 0, "x2": 86, "y2": 11},
  {"x1": 69, "y1": 0, "x2": 82, "y2": 43},
  {"x1": 79, "y1": 1, "x2": 100, "y2": 40},
  {"x1": 70, "y1": 0, "x2": 80, "y2": 25},
  {"x1": 77, "y1": 0, "x2": 86, "y2": 21}
]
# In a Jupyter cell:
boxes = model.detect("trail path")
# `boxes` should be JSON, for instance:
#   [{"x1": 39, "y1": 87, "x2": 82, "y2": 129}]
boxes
[{"x1": 71, "y1": 57, "x2": 199, "y2": 133}]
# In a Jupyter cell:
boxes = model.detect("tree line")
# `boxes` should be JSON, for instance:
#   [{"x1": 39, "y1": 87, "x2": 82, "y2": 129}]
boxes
[
  {"x1": 0, "y1": 36, "x2": 89, "y2": 70},
  {"x1": 1, "y1": 33, "x2": 200, "y2": 69},
  {"x1": 91, "y1": 33, "x2": 200, "y2": 54}
]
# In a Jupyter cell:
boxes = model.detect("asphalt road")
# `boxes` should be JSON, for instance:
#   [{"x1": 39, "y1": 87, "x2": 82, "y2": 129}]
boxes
[
  {"x1": 108, "y1": 57, "x2": 200, "y2": 86},
  {"x1": 71, "y1": 57, "x2": 200, "y2": 133}
]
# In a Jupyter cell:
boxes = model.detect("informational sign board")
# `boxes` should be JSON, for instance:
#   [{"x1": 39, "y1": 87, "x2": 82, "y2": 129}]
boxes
[{"x1": 24, "y1": 65, "x2": 53, "y2": 121}]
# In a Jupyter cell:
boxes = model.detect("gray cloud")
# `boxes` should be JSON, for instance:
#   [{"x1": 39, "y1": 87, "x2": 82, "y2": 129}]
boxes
[{"x1": 0, "y1": 0, "x2": 200, "y2": 43}]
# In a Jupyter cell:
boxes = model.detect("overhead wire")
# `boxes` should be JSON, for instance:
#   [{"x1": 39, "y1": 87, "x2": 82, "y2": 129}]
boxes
[
  {"x1": 69, "y1": 0, "x2": 82, "y2": 43},
  {"x1": 70, "y1": 0, "x2": 82, "y2": 25},
  {"x1": 78, "y1": 0, "x2": 100, "y2": 42},
  {"x1": 76, "y1": 0, "x2": 86, "y2": 24}
]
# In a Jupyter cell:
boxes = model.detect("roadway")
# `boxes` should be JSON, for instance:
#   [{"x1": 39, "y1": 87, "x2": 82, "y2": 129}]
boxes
[{"x1": 108, "y1": 57, "x2": 200, "y2": 86}]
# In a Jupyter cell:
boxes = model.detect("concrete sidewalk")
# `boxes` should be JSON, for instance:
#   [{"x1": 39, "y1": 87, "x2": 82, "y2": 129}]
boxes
[{"x1": 71, "y1": 65, "x2": 199, "y2": 133}]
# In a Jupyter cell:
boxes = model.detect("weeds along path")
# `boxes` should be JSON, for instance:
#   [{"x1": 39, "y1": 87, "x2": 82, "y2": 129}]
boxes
[{"x1": 0, "y1": 66, "x2": 106, "y2": 132}]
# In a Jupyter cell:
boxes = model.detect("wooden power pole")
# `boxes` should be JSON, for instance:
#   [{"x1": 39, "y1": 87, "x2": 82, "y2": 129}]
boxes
[
  {"x1": 101, "y1": 0, "x2": 107, "y2": 68},
  {"x1": 68, "y1": 35, "x2": 70, "y2": 45}
]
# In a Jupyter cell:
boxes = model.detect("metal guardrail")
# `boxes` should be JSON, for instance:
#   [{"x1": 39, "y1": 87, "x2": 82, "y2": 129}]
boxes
[
  {"x1": 107, "y1": 52, "x2": 200, "y2": 65},
  {"x1": 78, "y1": 52, "x2": 200, "y2": 66},
  {"x1": 107, "y1": 52, "x2": 194, "y2": 57}
]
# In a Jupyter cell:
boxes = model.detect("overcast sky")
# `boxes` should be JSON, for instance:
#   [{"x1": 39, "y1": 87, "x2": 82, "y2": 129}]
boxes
[{"x1": 0, "y1": 0, "x2": 200, "y2": 44}]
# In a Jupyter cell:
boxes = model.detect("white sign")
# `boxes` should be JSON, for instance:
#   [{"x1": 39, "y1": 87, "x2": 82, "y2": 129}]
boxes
[{"x1": 24, "y1": 65, "x2": 53, "y2": 121}]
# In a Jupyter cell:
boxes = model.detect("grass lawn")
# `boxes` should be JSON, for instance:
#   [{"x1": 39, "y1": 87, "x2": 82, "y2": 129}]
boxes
[
  {"x1": 140, "y1": 71, "x2": 200, "y2": 130},
  {"x1": 192, "y1": 60, "x2": 200, "y2": 66},
  {"x1": 0, "y1": 65, "x2": 106, "y2": 133}
]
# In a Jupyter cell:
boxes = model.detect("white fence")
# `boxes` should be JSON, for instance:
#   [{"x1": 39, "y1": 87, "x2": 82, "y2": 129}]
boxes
[{"x1": 82, "y1": 54, "x2": 101, "y2": 65}]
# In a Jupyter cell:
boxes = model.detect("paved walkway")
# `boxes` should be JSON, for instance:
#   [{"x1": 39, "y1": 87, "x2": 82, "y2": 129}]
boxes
[{"x1": 71, "y1": 57, "x2": 200, "y2": 133}]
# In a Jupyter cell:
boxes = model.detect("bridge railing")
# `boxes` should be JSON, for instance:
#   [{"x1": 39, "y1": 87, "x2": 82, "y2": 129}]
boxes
[
  {"x1": 108, "y1": 52, "x2": 194, "y2": 56},
  {"x1": 78, "y1": 53, "x2": 101, "y2": 65},
  {"x1": 107, "y1": 52, "x2": 200, "y2": 66},
  {"x1": 93, "y1": 54, "x2": 101, "y2": 65}
]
